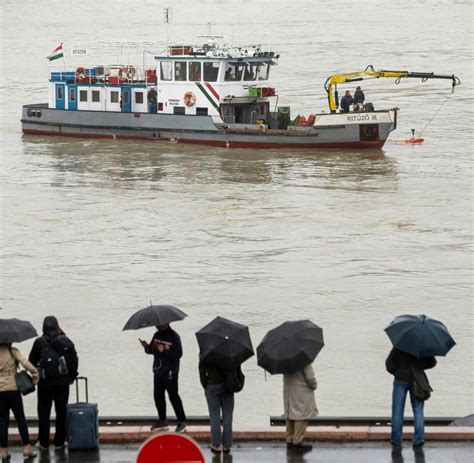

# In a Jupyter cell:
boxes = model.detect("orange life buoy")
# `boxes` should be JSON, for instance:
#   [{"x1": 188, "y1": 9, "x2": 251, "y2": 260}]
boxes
[
  {"x1": 76, "y1": 66, "x2": 87, "y2": 80},
  {"x1": 183, "y1": 91, "x2": 196, "y2": 107}
]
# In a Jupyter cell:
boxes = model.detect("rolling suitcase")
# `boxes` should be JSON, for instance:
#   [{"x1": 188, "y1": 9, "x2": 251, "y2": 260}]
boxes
[{"x1": 66, "y1": 376, "x2": 99, "y2": 450}]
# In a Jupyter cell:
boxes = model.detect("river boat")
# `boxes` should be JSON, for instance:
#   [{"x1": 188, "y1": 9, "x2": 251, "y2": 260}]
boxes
[{"x1": 21, "y1": 40, "x2": 460, "y2": 150}]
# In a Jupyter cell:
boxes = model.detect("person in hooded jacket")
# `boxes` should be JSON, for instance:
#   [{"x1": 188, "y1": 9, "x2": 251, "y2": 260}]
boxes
[
  {"x1": 139, "y1": 324, "x2": 186, "y2": 432},
  {"x1": 29, "y1": 316, "x2": 78, "y2": 450}
]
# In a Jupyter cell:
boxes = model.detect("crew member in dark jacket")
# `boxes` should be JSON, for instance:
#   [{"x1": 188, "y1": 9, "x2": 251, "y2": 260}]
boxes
[
  {"x1": 386, "y1": 348, "x2": 436, "y2": 447},
  {"x1": 340, "y1": 90, "x2": 354, "y2": 113},
  {"x1": 140, "y1": 324, "x2": 186, "y2": 432},
  {"x1": 353, "y1": 86, "x2": 365, "y2": 105},
  {"x1": 199, "y1": 359, "x2": 235, "y2": 454},
  {"x1": 29, "y1": 316, "x2": 78, "y2": 449}
]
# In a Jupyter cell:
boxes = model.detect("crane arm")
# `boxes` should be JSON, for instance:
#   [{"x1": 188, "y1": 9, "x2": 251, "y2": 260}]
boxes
[{"x1": 324, "y1": 65, "x2": 461, "y2": 112}]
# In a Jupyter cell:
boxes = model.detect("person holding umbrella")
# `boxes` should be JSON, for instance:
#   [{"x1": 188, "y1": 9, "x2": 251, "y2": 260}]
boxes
[
  {"x1": 385, "y1": 314, "x2": 456, "y2": 448},
  {"x1": 257, "y1": 320, "x2": 324, "y2": 452},
  {"x1": 0, "y1": 318, "x2": 40, "y2": 459},
  {"x1": 196, "y1": 316, "x2": 254, "y2": 454},
  {"x1": 124, "y1": 304, "x2": 188, "y2": 433}
]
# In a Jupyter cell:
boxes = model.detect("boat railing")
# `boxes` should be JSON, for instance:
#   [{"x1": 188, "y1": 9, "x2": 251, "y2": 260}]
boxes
[{"x1": 222, "y1": 115, "x2": 236, "y2": 124}]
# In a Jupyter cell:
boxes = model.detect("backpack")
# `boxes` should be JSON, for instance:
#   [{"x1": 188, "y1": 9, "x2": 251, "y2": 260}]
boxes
[
  {"x1": 411, "y1": 365, "x2": 433, "y2": 401},
  {"x1": 224, "y1": 367, "x2": 245, "y2": 394},
  {"x1": 39, "y1": 337, "x2": 69, "y2": 381}
]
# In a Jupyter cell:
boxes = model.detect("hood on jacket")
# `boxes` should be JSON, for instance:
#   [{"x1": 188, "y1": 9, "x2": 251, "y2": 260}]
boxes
[{"x1": 42, "y1": 316, "x2": 64, "y2": 338}]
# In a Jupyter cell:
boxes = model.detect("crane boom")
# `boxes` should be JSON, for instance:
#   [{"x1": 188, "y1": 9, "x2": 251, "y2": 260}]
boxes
[{"x1": 324, "y1": 65, "x2": 461, "y2": 112}]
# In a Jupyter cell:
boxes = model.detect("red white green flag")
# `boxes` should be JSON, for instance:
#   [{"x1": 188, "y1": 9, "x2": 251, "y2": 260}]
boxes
[{"x1": 47, "y1": 44, "x2": 64, "y2": 61}]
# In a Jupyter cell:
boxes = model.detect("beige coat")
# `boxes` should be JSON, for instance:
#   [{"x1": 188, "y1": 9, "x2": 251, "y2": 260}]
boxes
[
  {"x1": 0, "y1": 345, "x2": 39, "y2": 392},
  {"x1": 283, "y1": 364, "x2": 318, "y2": 421}
]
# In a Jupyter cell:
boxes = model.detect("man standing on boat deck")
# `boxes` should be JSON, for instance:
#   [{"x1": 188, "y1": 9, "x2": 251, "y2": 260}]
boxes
[
  {"x1": 147, "y1": 88, "x2": 157, "y2": 114},
  {"x1": 354, "y1": 86, "x2": 365, "y2": 105},
  {"x1": 340, "y1": 90, "x2": 354, "y2": 113},
  {"x1": 139, "y1": 324, "x2": 186, "y2": 432}
]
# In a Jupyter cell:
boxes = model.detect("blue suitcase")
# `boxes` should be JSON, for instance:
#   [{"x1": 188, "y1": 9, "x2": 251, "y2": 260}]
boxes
[{"x1": 66, "y1": 376, "x2": 99, "y2": 450}]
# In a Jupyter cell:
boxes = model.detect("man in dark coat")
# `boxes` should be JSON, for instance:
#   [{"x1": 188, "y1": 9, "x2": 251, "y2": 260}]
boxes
[
  {"x1": 139, "y1": 324, "x2": 186, "y2": 432},
  {"x1": 386, "y1": 348, "x2": 436, "y2": 448},
  {"x1": 340, "y1": 90, "x2": 354, "y2": 113},
  {"x1": 29, "y1": 316, "x2": 78, "y2": 449},
  {"x1": 353, "y1": 86, "x2": 365, "y2": 105}
]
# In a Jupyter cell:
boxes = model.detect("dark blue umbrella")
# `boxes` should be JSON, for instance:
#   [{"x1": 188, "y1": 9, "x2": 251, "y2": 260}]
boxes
[
  {"x1": 385, "y1": 314, "x2": 456, "y2": 358},
  {"x1": 0, "y1": 318, "x2": 38, "y2": 343}
]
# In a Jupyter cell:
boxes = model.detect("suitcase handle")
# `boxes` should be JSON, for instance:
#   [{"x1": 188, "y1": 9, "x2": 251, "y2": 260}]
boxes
[{"x1": 75, "y1": 376, "x2": 89, "y2": 403}]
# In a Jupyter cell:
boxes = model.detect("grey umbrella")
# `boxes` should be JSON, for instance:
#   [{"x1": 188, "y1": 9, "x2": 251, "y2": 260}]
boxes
[
  {"x1": 0, "y1": 318, "x2": 38, "y2": 343},
  {"x1": 122, "y1": 305, "x2": 187, "y2": 331}
]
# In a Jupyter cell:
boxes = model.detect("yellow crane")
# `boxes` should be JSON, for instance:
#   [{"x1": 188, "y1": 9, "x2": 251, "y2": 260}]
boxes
[{"x1": 324, "y1": 65, "x2": 461, "y2": 112}]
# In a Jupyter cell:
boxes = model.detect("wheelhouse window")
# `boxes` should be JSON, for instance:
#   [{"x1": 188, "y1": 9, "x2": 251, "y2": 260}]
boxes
[
  {"x1": 203, "y1": 62, "x2": 219, "y2": 82},
  {"x1": 135, "y1": 92, "x2": 144, "y2": 104},
  {"x1": 79, "y1": 90, "x2": 88, "y2": 102},
  {"x1": 110, "y1": 91, "x2": 119, "y2": 103},
  {"x1": 189, "y1": 62, "x2": 201, "y2": 81},
  {"x1": 92, "y1": 90, "x2": 100, "y2": 102},
  {"x1": 224, "y1": 64, "x2": 244, "y2": 82},
  {"x1": 160, "y1": 61, "x2": 172, "y2": 81},
  {"x1": 175, "y1": 62, "x2": 187, "y2": 81},
  {"x1": 258, "y1": 63, "x2": 270, "y2": 80},
  {"x1": 243, "y1": 65, "x2": 257, "y2": 81}
]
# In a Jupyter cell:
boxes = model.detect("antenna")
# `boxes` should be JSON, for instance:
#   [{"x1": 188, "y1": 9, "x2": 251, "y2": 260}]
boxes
[
  {"x1": 164, "y1": 8, "x2": 171, "y2": 46},
  {"x1": 208, "y1": 20, "x2": 212, "y2": 35}
]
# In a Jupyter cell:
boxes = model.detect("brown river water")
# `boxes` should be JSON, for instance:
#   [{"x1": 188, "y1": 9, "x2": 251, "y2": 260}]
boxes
[{"x1": 0, "y1": 1, "x2": 473, "y2": 426}]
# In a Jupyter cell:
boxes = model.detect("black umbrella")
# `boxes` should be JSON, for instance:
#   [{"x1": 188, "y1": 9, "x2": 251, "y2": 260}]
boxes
[
  {"x1": 257, "y1": 320, "x2": 324, "y2": 375},
  {"x1": 196, "y1": 316, "x2": 254, "y2": 370},
  {"x1": 122, "y1": 305, "x2": 187, "y2": 331},
  {"x1": 0, "y1": 318, "x2": 38, "y2": 343},
  {"x1": 385, "y1": 314, "x2": 456, "y2": 358}
]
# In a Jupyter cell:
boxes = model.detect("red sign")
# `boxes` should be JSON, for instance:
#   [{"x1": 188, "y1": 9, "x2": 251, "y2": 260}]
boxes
[{"x1": 136, "y1": 433, "x2": 205, "y2": 463}]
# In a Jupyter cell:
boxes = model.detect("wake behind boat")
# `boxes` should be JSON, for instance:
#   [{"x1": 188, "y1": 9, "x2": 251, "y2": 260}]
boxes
[{"x1": 21, "y1": 39, "x2": 460, "y2": 150}]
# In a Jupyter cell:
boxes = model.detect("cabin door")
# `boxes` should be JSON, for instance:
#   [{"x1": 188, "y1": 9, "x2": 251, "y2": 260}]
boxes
[
  {"x1": 121, "y1": 87, "x2": 132, "y2": 113},
  {"x1": 55, "y1": 84, "x2": 65, "y2": 110},
  {"x1": 68, "y1": 85, "x2": 78, "y2": 110}
]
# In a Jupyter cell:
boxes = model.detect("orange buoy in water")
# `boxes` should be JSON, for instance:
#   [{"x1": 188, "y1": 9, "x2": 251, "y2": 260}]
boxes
[{"x1": 400, "y1": 137, "x2": 424, "y2": 144}]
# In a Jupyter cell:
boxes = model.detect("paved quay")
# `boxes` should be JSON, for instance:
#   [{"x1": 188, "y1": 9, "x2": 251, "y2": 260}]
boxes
[{"x1": 3, "y1": 442, "x2": 474, "y2": 463}]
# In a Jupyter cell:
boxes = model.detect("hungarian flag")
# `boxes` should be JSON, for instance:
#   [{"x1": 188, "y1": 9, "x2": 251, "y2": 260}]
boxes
[{"x1": 47, "y1": 44, "x2": 64, "y2": 61}]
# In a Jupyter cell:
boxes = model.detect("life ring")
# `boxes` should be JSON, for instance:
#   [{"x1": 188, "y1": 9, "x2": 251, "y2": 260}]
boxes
[
  {"x1": 119, "y1": 66, "x2": 136, "y2": 81},
  {"x1": 183, "y1": 91, "x2": 196, "y2": 107},
  {"x1": 76, "y1": 66, "x2": 87, "y2": 80}
]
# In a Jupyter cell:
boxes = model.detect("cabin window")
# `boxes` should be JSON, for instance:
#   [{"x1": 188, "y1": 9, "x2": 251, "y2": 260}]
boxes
[
  {"x1": 27, "y1": 109, "x2": 42, "y2": 118},
  {"x1": 203, "y1": 62, "x2": 219, "y2": 82},
  {"x1": 158, "y1": 102, "x2": 164, "y2": 111},
  {"x1": 160, "y1": 61, "x2": 172, "y2": 81},
  {"x1": 135, "y1": 92, "x2": 144, "y2": 104},
  {"x1": 243, "y1": 65, "x2": 257, "y2": 81},
  {"x1": 196, "y1": 107, "x2": 208, "y2": 116},
  {"x1": 92, "y1": 90, "x2": 100, "y2": 102},
  {"x1": 225, "y1": 64, "x2": 244, "y2": 81},
  {"x1": 173, "y1": 106, "x2": 185, "y2": 115},
  {"x1": 79, "y1": 90, "x2": 88, "y2": 102},
  {"x1": 69, "y1": 88, "x2": 76, "y2": 102},
  {"x1": 189, "y1": 62, "x2": 201, "y2": 81},
  {"x1": 56, "y1": 86, "x2": 63, "y2": 99},
  {"x1": 258, "y1": 64, "x2": 270, "y2": 80},
  {"x1": 174, "y1": 62, "x2": 187, "y2": 81},
  {"x1": 110, "y1": 91, "x2": 119, "y2": 103}
]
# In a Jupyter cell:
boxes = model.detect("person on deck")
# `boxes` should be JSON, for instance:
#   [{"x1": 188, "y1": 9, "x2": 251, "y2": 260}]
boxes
[
  {"x1": 147, "y1": 88, "x2": 157, "y2": 113},
  {"x1": 284, "y1": 363, "x2": 318, "y2": 452},
  {"x1": 29, "y1": 316, "x2": 78, "y2": 450},
  {"x1": 353, "y1": 86, "x2": 365, "y2": 105},
  {"x1": 139, "y1": 324, "x2": 186, "y2": 433},
  {"x1": 386, "y1": 348, "x2": 436, "y2": 448},
  {"x1": 340, "y1": 90, "x2": 354, "y2": 113}
]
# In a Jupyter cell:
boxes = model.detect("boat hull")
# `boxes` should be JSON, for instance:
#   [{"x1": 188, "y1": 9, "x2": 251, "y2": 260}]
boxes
[{"x1": 21, "y1": 104, "x2": 396, "y2": 150}]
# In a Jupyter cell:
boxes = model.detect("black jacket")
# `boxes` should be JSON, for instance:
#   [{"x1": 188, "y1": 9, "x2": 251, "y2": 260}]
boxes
[
  {"x1": 340, "y1": 95, "x2": 354, "y2": 112},
  {"x1": 199, "y1": 360, "x2": 227, "y2": 388},
  {"x1": 145, "y1": 327, "x2": 182, "y2": 379},
  {"x1": 354, "y1": 90, "x2": 365, "y2": 104},
  {"x1": 386, "y1": 348, "x2": 436, "y2": 382}
]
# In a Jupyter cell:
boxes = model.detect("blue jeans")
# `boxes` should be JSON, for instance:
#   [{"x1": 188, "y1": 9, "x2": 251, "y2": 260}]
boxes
[
  {"x1": 205, "y1": 384, "x2": 234, "y2": 449},
  {"x1": 391, "y1": 379, "x2": 425, "y2": 445}
]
